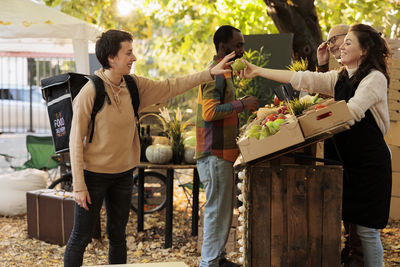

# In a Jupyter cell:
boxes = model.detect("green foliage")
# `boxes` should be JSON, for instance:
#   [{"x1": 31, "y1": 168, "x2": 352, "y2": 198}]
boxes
[
  {"x1": 315, "y1": 0, "x2": 400, "y2": 39},
  {"x1": 235, "y1": 47, "x2": 271, "y2": 127},
  {"x1": 43, "y1": 0, "x2": 275, "y2": 78},
  {"x1": 42, "y1": 0, "x2": 400, "y2": 113}
]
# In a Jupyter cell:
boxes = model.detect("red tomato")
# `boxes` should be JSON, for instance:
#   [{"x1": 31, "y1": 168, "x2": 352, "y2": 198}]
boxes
[
  {"x1": 314, "y1": 104, "x2": 327, "y2": 110},
  {"x1": 266, "y1": 113, "x2": 278, "y2": 122},
  {"x1": 274, "y1": 95, "x2": 280, "y2": 106}
]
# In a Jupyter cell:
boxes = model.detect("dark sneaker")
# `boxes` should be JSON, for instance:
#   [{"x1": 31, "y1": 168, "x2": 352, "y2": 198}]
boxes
[{"x1": 219, "y1": 257, "x2": 241, "y2": 267}]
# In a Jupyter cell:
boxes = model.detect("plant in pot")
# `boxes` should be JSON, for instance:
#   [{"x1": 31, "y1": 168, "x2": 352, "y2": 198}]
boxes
[{"x1": 159, "y1": 107, "x2": 190, "y2": 164}]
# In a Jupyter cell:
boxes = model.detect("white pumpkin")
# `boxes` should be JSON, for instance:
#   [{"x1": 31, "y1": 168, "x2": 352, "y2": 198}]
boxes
[
  {"x1": 184, "y1": 146, "x2": 196, "y2": 164},
  {"x1": 145, "y1": 144, "x2": 173, "y2": 164},
  {"x1": 152, "y1": 136, "x2": 169, "y2": 145}
]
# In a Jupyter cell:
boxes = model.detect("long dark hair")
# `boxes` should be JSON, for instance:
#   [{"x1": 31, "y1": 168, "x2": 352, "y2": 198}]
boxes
[{"x1": 349, "y1": 24, "x2": 391, "y2": 86}]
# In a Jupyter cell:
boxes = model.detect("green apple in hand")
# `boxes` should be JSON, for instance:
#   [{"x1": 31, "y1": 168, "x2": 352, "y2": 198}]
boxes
[{"x1": 231, "y1": 59, "x2": 246, "y2": 71}]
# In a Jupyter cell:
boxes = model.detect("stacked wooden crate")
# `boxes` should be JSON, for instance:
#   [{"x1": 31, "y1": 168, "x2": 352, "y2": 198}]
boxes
[{"x1": 386, "y1": 39, "x2": 400, "y2": 220}]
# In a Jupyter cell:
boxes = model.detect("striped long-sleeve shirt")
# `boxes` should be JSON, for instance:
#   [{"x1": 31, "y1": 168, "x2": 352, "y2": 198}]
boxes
[{"x1": 195, "y1": 57, "x2": 244, "y2": 162}]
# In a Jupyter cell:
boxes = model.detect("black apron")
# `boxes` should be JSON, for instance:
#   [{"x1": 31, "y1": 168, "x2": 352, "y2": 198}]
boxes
[{"x1": 325, "y1": 71, "x2": 392, "y2": 229}]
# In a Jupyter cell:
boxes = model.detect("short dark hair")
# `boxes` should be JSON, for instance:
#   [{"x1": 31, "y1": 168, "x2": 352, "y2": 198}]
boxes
[
  {"x1": 95, "y1": 29, "x2": 133, "y2": 69},
  {"x1": 213, "y1": 25, "x2": 241, "y2": 52}
]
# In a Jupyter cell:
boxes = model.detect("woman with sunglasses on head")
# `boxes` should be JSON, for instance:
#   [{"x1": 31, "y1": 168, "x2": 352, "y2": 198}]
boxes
[{"x1": 240, "y1": 24, "x2": 392, "y2": 267}]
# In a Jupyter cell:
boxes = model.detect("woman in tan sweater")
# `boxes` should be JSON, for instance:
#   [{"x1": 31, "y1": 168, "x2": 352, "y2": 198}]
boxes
[{"x1": 64, "y1": 29, "x2": 235, "y2": 267}]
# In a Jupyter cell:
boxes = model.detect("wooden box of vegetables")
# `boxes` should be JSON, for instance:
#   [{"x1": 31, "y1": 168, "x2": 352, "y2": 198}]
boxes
[
  {"x1": 298, "y1": 99, "x2": 352, "y2": 138},
  {"x1": 237, "y1": 105, "x2": 304, "y2": 163}
]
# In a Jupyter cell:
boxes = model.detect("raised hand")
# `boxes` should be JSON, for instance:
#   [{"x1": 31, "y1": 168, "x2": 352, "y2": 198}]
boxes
[
  {"x1": 209, "y1": 51, "x2": 236, "y2": 77},
  {"x1": 317, "y1": 41, "x2": 330, "y2": 66},
  {"x1": 239, "y1": 59, "x2": 260, "y2": 79}
]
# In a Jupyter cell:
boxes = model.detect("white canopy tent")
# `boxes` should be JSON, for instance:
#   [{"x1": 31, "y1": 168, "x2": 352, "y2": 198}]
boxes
[{"x1": 0, "y1": 0, "x2": 102, "y2": 74}]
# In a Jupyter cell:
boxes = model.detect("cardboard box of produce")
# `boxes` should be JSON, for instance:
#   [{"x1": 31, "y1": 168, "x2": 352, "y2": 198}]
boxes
[
  {"x1": 298, "y1": 100, "x2": 352, "y2": 138},
  {"x1": 237, "y1": 120, "x2": 304, "y2": 163}
]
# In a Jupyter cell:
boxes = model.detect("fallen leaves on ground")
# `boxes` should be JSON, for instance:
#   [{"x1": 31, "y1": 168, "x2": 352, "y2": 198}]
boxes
[{"x1": 0, "y1": 170, "x2": 399, "y2": 266}]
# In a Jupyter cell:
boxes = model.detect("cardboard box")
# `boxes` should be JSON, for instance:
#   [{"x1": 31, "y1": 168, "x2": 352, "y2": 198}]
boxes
[
  {"x1": 298, "y1": 100, "x2": 352, "y2": 138},
  {"x1": 391, "y1": 69, "x2": 400, "y2": 80},
  {"x1": 389, "y1": 99, "x2": 400, "y2": 111},
  {"x1": 389, "y1": 110, "x2": 400, "y2": 121},
  {"x1": 390, "y1": 196, "x2": 400, "y2": 220},
  {"x1": 385, "y1": 121, "x2": 400, "y2": 146},
  {"x1": 388, "y1": 88, "x2": 400, "y2": 101},
  {"x1": 389, "y1": 79, "x2": 400, "y2": 90},
  {"x1": 393, "y1": 172, "x2": 400, "y2": 198},
  {"x1": 389, "y1": 145, "x2": 400, "y2": 172},
  {"x1": 237, "y1": 121, "x2": 305, "y2": 163}
]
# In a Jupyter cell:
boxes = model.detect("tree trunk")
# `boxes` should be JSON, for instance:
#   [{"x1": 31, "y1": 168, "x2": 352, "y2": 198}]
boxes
[{"x1": 263, "y1": 0, "x2": 323, "y2": 70}]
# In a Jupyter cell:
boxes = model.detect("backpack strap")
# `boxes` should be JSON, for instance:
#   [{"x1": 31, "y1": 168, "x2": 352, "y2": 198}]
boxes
[
  {"x1": 123, "y1": 75, "x2": 141, "y2": 136},
  {"x1": 87, "y1": 75, "x2": 110, "y2": 143},
  {"x1": 86, "y1": 74, "x2": 140, "y2": 143}
]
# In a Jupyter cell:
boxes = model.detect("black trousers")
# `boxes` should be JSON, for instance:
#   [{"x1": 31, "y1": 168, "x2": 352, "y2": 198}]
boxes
[{"x1": 64, "y1": 170, "x2": 133, "y2": 267}]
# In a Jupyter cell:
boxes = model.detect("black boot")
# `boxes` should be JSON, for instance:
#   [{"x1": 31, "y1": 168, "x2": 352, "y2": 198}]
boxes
[
  {"x1": 341, "y1": 221, "x2": 364, "y2": 267},
  {"x1": 219, "y1": 257, "x2": 241, "y2": 267}
]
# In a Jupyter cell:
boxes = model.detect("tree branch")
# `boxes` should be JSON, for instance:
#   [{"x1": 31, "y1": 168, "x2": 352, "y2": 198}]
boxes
[{"x1": 264, "y1": 0, "x2": 323, "y2": 70}]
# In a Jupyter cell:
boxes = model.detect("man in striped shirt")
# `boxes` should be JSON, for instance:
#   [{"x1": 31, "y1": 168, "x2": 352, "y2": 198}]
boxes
[{"x1": 195, "y1": 25, "x2": 258, "y2": 267}]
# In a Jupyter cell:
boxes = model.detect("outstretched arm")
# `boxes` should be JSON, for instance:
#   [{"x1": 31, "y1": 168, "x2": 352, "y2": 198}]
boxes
[
  {"x1": 239, "y1": 59, "x2": 338, "y2": 97},
  {"x1": 209, "y1": 51, "x2": 235, "y2": 77},
  {"x1": 239, "y1": 59, "x2": 295, "y2": 83}
]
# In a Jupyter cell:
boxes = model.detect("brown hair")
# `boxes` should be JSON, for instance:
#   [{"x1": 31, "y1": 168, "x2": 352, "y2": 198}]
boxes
[
  {"x1": 349, "y1": 24, "x2": 391, "y2": 86},
  {"x1": 95, "y1": 29, "x2": 133, "y2": 69}
]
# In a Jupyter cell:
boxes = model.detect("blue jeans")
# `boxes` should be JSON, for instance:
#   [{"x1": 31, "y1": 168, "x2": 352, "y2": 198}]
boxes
[
  {"x1": 197, "y1": 155, "x2": 234, "y2": 267},
  {"x1": 64, "y1": 170, "x2": 133, "y2": 267},
  {"x1": 356, "y1": 224, "x2": 383, "y2": 267}
]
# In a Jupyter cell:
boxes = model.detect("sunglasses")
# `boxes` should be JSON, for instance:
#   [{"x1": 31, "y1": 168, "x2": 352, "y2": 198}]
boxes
[{"x1": 327, "y1": 34, "x2": 346, "y2": 47}]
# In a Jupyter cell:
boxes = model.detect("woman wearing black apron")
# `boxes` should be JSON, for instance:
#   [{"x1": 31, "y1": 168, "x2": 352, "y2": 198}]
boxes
[{"x1": 239, "y1": 24, "x2": 392, "y2": 267}]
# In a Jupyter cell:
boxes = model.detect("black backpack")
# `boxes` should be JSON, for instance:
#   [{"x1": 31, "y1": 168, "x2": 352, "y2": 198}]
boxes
[{"x1": 41, "y1": 73, "x2": 140, "y2": 153}]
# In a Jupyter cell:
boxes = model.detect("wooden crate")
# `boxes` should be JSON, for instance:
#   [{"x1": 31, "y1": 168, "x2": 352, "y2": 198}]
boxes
[
  {"x1": 246, "y1": 164, "x2": 342, "y2": 267},
  {"x1": 390, "y1": 196, "x2": 400, "y2": 220}
]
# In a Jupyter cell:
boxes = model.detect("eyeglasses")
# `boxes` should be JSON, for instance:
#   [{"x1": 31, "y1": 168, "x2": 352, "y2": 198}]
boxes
[{"x1": 327, "y1": 34, "x2": 346, "y2": 47}]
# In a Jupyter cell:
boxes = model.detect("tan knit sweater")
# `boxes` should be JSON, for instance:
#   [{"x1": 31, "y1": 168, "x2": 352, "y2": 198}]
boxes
[{"x1": 70, "y1": 69, "x2": 213, "y2": 192}]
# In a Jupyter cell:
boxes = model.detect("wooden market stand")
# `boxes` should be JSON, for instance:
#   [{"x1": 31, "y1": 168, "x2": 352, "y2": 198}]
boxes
[{"x1": 235, "y1": 130, "x2": 346, "y2": 267}]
